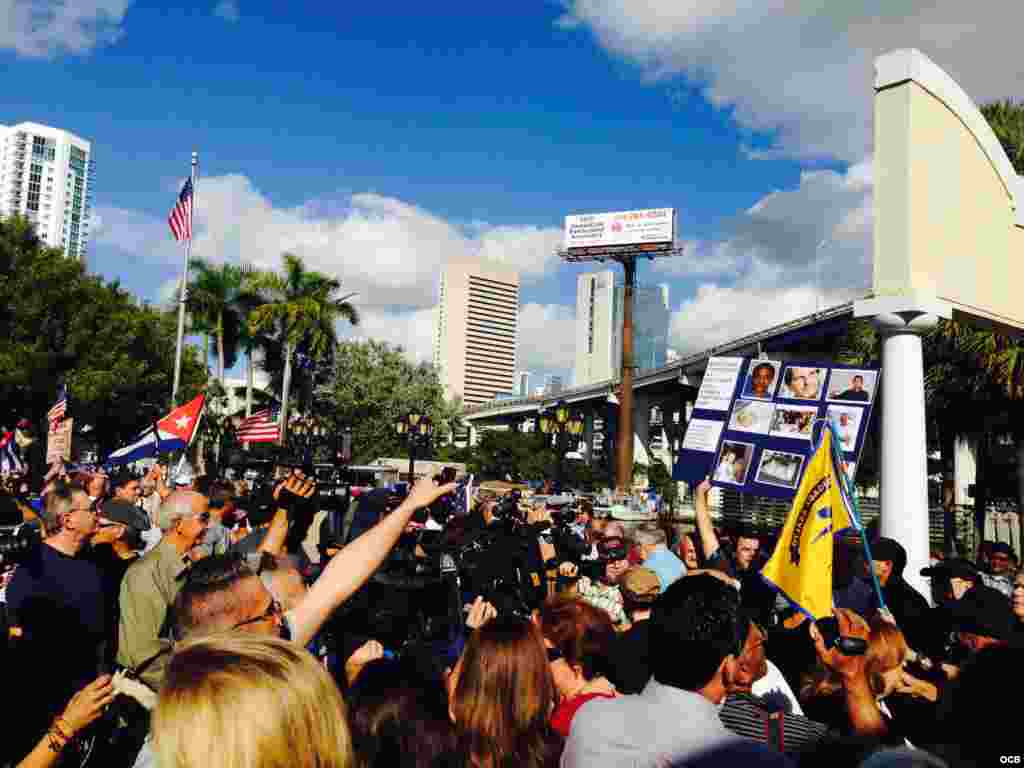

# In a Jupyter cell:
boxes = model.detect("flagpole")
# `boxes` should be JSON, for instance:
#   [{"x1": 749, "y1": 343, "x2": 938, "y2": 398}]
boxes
[
  {"x1": 171, "y1": 151, "x2": 199, "y2": 407},
  {"x1": 824, "y1": 416, "x2": 888, "y2": 613}
]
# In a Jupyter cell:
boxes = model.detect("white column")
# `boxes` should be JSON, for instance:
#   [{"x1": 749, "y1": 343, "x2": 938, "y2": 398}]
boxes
[{"x1": 856, "y1": 297, "x2": 950, "y2": 604}]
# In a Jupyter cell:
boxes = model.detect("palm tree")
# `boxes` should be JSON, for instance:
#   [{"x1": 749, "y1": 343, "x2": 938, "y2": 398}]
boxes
[
  {"x1": 186, "y1": 259, "x2": 258, "y2": 384},
  {"x1": 246, "y1": 253, "x2": 359, "y2": 445}
]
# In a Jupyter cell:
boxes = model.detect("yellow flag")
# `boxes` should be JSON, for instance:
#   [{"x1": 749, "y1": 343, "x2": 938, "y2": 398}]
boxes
[{"x1": 760, "y1": 428, "x2": 855, "y2": 620}]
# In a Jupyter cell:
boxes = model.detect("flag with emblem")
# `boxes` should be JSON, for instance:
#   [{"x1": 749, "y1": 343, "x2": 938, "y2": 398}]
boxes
[
  {"x1": 104, "y1": 394, "x2": 206, "y2": 466},
  {"x1": 759, "y1": 423, "x2": 857, "y2": 620}
]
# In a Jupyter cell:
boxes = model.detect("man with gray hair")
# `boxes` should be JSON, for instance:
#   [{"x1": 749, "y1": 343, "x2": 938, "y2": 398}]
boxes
[
  {"x1": 5, "y1": 481, "x2": 116, "y2": 760},
  {"x1": 633, "y1": 523, "x2": 686, "y2": 591},
  {"x1": 116, "y1": 489, "x2": 210, "y2": 689}
]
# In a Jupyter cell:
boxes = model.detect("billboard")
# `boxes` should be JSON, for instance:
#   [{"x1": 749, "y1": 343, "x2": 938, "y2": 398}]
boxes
[
  {"x1": 564, "y1": 208, "x2": 675, "y2": 253},
  {"x1": 673, "y1": 357, "x2": 880, "y2": 501}
]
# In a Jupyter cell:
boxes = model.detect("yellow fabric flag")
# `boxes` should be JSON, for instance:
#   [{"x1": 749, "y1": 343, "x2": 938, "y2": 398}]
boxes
[{"x1": 760, "y1": 428, "x2": 855, "y2": 620}]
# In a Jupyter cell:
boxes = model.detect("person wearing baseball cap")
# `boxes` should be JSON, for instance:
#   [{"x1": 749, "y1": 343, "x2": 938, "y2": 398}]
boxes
[{"x1": 606, "y1": 567, "x2": 660, "y2": 694}]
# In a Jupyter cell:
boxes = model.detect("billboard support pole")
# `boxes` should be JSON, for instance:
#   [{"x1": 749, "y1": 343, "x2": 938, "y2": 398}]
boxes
[
  {"x1": 617, "y1": 256, "x2": 636, "y2": 493},
  {"x1": 559, "y1": 208, "x2": 684, "y2": 494}
]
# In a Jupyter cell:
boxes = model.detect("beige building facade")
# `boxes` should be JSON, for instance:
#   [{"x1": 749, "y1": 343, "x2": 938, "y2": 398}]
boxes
[{"x1": 433, "y1": 257, "x2": 519, "y2": 407}]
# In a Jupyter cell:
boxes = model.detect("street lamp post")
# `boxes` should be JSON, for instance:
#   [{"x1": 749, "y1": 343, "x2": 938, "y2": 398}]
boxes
[
  {"x1": 539, "y1": 401, "x2": 584, "y2": 489},
  {"x1": 396, "y1": 412, "x2": 433, "y2": 483}
]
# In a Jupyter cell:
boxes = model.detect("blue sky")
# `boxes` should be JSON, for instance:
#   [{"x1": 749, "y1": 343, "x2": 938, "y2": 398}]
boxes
[{"x1": 2, "y1": 1, "x2": 1017, "y2": 385}]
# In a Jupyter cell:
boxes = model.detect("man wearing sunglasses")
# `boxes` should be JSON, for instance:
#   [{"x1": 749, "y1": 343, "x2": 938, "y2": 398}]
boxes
[{"x1": 116, "y1": 489, "x2": 211, "y2": 689}]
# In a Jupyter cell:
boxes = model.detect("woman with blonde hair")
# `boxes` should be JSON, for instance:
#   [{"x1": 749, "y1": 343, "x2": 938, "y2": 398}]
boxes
[
  {"x1": 153, "y1": 633, "x2": 352, "y2": 768},
  {"x1": 446, "y1": 616, "x2": 562, "y2": 768},
  {"x1": 801, "y1": 614, "x2": 911, "y2": 746}
]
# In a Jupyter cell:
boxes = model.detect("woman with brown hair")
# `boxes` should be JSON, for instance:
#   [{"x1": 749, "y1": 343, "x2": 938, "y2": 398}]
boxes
[
  {"x1": 153, "y1": 633, "x2": 353, "y2": 768},
  {"x1": 538, "y1": 595, "x2": 619, "y2": 738},
  {"x1": 446, "y1": 616, "x2": 562, "y2": 768}
]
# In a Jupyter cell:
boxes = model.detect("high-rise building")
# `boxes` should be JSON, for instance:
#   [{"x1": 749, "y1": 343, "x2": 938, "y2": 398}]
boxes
[
  {"x1": 544, "y1": 374, "x2": 564, "y2": 395},
  {"x1": 433, "y1": 256, "x2": 519, "y2": 407},
  {"x1": 574, "y1": 270, "x2": 670, "y2": 387},
  {"x1": 0, "y1": 122, "x2": 94, "y2": 263},
  {"x1": 516, "y1": 370, "x2": 531, "y2": 397}
]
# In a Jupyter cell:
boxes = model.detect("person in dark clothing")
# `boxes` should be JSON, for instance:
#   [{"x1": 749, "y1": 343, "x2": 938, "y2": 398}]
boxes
[
  {"x1": 605, "y1": 566, "x2": 659, "y2": 693},
  {"x1": 835, "y1": 538, "x2": 931, "y2": 653},
  {"x1": 4, "y1": 482, "x2": 109, "y2": 763}
]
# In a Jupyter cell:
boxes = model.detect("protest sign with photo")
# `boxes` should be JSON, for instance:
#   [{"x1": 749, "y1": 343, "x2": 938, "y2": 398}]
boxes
[{"x1": 674, "y1": 357, "x2": 879, "y2": 500}]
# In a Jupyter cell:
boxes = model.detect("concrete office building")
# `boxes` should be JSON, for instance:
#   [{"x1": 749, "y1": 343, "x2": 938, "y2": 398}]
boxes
[
  {"x1": 0, "y1": 122, "x2": 94, "y2": 262},
  {"x1": 433, "y1": 257, "x2": 520, "y2": 407},
  {"x1": 574, "y1": 270, "x2": 670, "y2": 387}
]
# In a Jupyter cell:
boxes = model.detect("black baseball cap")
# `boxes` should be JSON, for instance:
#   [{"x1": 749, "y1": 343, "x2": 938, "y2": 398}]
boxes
[
  {"x1": 950, "y1": 585, "x2": 1016, "y2": 641},
  {"x1": 921, "y1": 558, "x2": 979, "y2": 581}
]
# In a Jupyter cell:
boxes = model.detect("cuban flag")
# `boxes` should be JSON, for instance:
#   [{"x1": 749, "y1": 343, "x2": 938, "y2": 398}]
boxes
[{"x1": 105, "y1": 394, "x2": 206, "y2": 466}]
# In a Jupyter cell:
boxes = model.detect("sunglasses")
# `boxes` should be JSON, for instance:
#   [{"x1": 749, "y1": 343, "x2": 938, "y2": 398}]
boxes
[
  {"x1": 546, "y1": 646, "x2": 563, "y2": 663},
  {"x1": 232, "y1": 596, "x2": 283, "y2": 631}
]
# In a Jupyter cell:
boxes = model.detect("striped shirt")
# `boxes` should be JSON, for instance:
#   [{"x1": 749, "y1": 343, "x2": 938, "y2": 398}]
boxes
[{"x1": 719, "y1": 693, "x2": 829, "y2": 755}]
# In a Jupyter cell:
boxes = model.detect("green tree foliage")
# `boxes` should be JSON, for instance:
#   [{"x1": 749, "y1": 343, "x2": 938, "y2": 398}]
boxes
[
  {"x1": 0, "y1": 215, "x2": 206, "y2": 454},
  {"x1": 247, "y1": 253, "x2": 359, "y2": 444},
  {"x1": 466, "y1": 429, "x2": 556, "y2": 482},
  {"x1": 322, "y1": 339, "x2": 460, "y2": 464},
  {"x1": 186, "y1": 259, "x2": 259, "y2": 383}
]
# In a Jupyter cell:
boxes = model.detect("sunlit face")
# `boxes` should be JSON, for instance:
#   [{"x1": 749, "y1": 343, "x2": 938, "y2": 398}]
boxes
[
  {"x1": 605, "y1": 559, "x2": 629, "y2": 584},
  {"x1": 64, "y1": 492, "x2": 98, "y2": 537},
  {"x1": 736, "y1": 538, "x2": 760, "y2": 571},
  {"x1": 1013, "y1": 574, "x2": 1024, "y2": 620},
  {"x1": 115, "y1": 480, "x2": 141, "y2": 503},
  {"x1": 789, "y1": 367, "x2": 820, "y2": 398},
  {"x1": 681, "y1": 535, "x2": 699, "y2": 570},
  {"x1": 990, "y1": 551, "x2": 1012, "y2": 575}
]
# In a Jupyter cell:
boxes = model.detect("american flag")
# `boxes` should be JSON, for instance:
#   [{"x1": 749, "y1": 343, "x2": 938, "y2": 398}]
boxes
[
  {"x1": 48, "y1": 384, "x2": 68, "y2": 427},
  {"x1": 168, "y1": 177, "x2": 194, "y2": 241},
  {"x1": 236, "y1": 406, "x2": 280, "y2": 443}
]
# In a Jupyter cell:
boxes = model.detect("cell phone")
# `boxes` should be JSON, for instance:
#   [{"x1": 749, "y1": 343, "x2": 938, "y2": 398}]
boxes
[{"x1": 817, "y1": 616, "x2": 867, "y2": 656}]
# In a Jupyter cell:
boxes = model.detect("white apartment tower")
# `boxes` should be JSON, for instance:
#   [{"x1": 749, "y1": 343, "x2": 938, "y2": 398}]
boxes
[
  {"x1": 0, "y1": 122, "x2": 94, "y2": 262},
  {"x1": 433, "y1": 257, "x2": 520, "y2": 407}
]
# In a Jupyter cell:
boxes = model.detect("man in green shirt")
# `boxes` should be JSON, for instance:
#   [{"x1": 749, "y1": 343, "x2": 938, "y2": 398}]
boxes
[{"x1": 116, "y1": 490, "x2": 210, "y2": 689}]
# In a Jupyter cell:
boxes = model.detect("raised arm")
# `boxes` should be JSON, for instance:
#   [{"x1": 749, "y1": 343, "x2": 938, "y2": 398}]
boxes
[
  {"x1": 288, "y1": 476, "x2": 456, "y2": 647},
  {"x1": 694, "y1": 478, "x2": 722, "y2": 562}
]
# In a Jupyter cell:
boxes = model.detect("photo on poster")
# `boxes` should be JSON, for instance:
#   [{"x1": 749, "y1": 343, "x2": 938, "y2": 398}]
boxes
[
  {"x1": 713, "y1": 441, "x2": 755, "y2": 485},
  {"x1": 755, "y1": 450, "x2": 805, "y2": 489},
  {"x1": 741, "y1": 360, "x2": 781, "y2": 401},
  {"x1": 778, "y1": 365, "x2": 827, "y2": 401},
  {"x1": 826, "y1": 405, "x2": 864, "y2": 452},
  {"x1": 728, "y1": 400, "x2": 775, "y2": 434},
  {"x1": 769, "y1": 404, "x2": 818, "y2": 440},
  {"x1": 827, "y1": 369, "x2": 877, "y2": 404}
]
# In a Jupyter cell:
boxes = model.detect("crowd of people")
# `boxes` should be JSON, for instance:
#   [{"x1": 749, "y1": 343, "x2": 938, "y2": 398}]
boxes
[{"x1": 1, "y1": 459, "x2": 1023, "y2": 768}]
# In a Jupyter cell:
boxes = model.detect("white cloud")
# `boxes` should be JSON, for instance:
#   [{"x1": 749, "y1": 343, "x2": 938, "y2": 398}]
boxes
[
  {"x1": 345, "y1": 307, "x2": 436, "y2": 364},
  {"x1": 661, "y1": 157, "x2": 873, "y2": 354},
  {"x1": 0, "y1": 0, "x2": 131, "y2": 58},
  {"x1": 96, "y1": 175, "x2": 563, "y2": 314},
  {"x1": 560, "y1": 1, "x2": 1024, "y2": 161},
  {"x1": 517, "y1": 303, "x2": 576, "y2": 373},
  {"x1": 213, "y1": 0, "x2": 239, "y2": 22}
]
